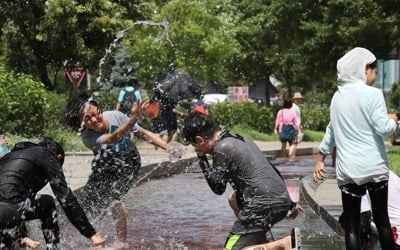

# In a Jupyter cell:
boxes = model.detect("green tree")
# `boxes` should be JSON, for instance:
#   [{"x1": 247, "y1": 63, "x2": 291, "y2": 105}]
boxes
[
  {"x1": 124, "y1": 0, "x2": 240, "y2": 88},
  {"x1": 0, "y1": 0, "x2": 134, "y2": 90}
]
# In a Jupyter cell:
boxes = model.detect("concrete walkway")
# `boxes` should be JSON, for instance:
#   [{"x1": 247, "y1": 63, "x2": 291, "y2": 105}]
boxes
[
  {"x1": 47, "y1": 140, "x2": 321, "y2": 191},
  {"x1": 41, "y1": 140, "x2": 344, "y2": 237}
]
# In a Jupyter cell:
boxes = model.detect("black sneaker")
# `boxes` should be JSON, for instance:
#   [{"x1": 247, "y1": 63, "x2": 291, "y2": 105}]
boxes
[{"x1": 291, "y1": 227, "x2": 302, "y2": 250}]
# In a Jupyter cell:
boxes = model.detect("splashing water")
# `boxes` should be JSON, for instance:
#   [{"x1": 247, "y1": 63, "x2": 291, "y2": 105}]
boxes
[
  {"x1": 166, "y1": 142, "x2": 185, "y2": 163},
  {"x1": 97, "y1": 19, "x2": 173, "y2": 88}
]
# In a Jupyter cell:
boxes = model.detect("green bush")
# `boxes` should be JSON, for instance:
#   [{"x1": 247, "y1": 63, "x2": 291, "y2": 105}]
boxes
[
  {"x1": 389, "y1": 82, "x2": 400, "y2": 110},
  {"x1": 93, "y1": 89, "x2": 119, "y2": 111},
  {"x1": 210, "y1": 102, "x2": 274, "y2": 133},
  {"x1": 0, "y1": 68, "x2": 47, "y2": 136},
  {"x1": 40, "y1": 91, "x2": 87, "y2": 151},
  {"x1": 209, "y1": 101, "x2": 330, "y2": 134},
  {"x1": 302, "y1": 104, "x2": 330, "y2": 131}
]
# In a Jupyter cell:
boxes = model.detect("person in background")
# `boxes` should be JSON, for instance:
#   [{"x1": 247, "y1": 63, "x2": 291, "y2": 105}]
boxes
[
  {"x1": 168, "y1": 100, "x2": 184, "y2": 142},
  {"x1": 191, "y1": 94, "x2": 209, "y2": 115},
  {"x1": 183, "y1": 113, "x2": 303, "y2": 250},
  {"x1": 0, "y1": 137, "x2": 105, "y2": 249},
  {"x1": 290, "y1": 92, "x2": 304, "y2": 161},
  {"x1": 314, "y1": 47, "x2": 398, "y2": 250},
  {"x1": 0, "y1": 133, "x2": 9, "y2": 158},
  {"x1": 274, "y1": 99, "x2": 299, "y2": 160},
  {"x1": 115, "y1": 79, "x2": 142, "y2": 115},
  {"x1": 150, "y1": 89, "x2": 184, "y2": 144}
]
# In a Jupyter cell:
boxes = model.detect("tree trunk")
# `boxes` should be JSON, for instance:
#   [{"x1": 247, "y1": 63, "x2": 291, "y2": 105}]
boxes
[{"x1": 264, "y1": 75, "x2": 272, "y2": 106}]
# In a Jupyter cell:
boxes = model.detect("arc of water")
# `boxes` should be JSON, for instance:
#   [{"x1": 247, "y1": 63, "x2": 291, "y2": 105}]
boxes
[{"x1": 97, "y1": 19, "x2": 173, "y2": 85}]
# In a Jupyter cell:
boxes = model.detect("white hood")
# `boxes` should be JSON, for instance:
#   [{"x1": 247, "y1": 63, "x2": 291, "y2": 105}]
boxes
[{"x1": 336, "y1": 47, "x2": 376, "y2": 85}]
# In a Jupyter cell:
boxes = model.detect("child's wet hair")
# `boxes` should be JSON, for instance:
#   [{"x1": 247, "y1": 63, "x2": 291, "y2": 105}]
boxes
[
  {"x1": 64, "y1": 93, "x2": 100, "y2": 130},
  {"x1": 182, "y1": 113, "x2": 218, "y2": 143},
  {"x1": 38, "y1": 137, "x2": 65, "y2": 165}
]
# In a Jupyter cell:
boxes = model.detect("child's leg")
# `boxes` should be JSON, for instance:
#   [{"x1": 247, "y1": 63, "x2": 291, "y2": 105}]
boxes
[
  {"x1": 341, "y1": 190, "x2": 362, "y2": 249},
  {"x1": 288, "y1": 141, "x2": 297, "y2": 161},
  {"x1": 111, "y1": 201, "x2": 128, "y2": 243},
  {"x1": 368, "y1": 182, "x2": 395, "y2": 250},
  {"x1": 280, "y1": 142, "x2": 287, "y2": 158},
  {"x1": 241, "y1": 235, "x2": 291, "y2": 250}
]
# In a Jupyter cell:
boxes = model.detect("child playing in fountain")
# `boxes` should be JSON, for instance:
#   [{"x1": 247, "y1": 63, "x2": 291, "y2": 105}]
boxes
[
  {"x1": 182, "y1": 112, "x2": 303, "y2": 250},
  {"x1": 0, "y1": 137, "x2": 105, "y2": 249},
  {"x1": 64, "y1": 94, "x2": 181, "y2": 248}
]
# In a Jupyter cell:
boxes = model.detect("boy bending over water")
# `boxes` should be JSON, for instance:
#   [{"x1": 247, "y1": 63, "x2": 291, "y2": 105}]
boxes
[{"x1": 182, "y1": 113, "x2": 303, "y2": 250}]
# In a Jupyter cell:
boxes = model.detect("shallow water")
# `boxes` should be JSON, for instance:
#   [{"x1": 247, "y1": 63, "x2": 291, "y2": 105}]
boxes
[{"x1": 28, "y1": 156, "x2": 344, "y2": 249}]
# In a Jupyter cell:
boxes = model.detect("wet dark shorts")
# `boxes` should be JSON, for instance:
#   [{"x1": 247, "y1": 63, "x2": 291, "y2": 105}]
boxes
[
  {"x1": 224, "y1": 231, "x2": 267, "y2": 250},
  {"x1": 79, "y1": 147, "x2": 141, "y2": 216},
  {"x1": 225, "y1": 209, "x2": 288, "y2": 250},
  {"x1": 152, "y1": 117, "x2": 168, "y2": 135},
  {"x1": 339, "y1": 180, "x2": 388, "y2": 197}
]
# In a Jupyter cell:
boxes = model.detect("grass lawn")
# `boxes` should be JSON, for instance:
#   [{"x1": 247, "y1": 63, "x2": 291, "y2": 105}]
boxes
[
  {"x1": 230, "y1": 124, "x2": 325, "y2": 143},
  {"x1": 387, "y1": 146, "x2": 400, "y2": 176}
]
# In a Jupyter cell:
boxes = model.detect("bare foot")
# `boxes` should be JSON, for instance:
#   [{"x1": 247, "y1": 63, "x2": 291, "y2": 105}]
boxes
[
  {"x1": 110, "y1": 240, "x2": 129, "y2": 250},
  {"x1": 21, "y1": 237, "x2": 41, "y2": 249}
]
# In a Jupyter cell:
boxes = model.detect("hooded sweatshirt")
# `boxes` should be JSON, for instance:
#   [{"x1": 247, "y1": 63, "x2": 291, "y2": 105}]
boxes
[{"x1": 319, "y1": 47, "x2": 397, "y2": 186}]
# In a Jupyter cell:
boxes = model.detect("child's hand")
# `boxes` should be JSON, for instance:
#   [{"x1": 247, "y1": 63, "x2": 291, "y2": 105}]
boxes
[{"x1": 288, "y1": 204, "x2": 304, "y2": 219}]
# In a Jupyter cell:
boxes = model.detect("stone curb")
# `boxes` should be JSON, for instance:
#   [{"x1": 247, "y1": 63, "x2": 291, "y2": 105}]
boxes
[{"x1": 301, "y1": 178, "x2": 344, "y2": 236}]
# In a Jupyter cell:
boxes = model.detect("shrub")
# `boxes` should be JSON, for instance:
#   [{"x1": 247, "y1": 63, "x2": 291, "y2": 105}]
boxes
[
  {"x1": 92, "y1": 89, "x2": 119, "y2": 111},
  {"x1": 209, "y1": 101, "x2": 330, "y2": 134},
  {"x1": 301, "y1": 104, "x2": 330, "y2": 131},
  {"x1": 210, "y1": 101, "x2": 274, "y2": 133},
  {"x1": 0, "y1": 69, "x2": 47, "y2": 136}
]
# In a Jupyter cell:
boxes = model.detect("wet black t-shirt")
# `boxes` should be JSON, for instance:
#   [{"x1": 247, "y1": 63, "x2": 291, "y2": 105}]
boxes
[
  {"x1": 0, "y1": 142, "x2": 96, "y2": 238},
  {"x1": 199, "y1": 131, "x2": 293, "y2": 234}
]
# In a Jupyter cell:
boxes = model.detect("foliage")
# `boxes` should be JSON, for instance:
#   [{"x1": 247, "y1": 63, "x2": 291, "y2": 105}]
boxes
[
  {"x1": 209, "y1": 101, "x2": 330, "y2": 134},
  {"x1": 0, "y1": 68, "x2": 47, "y2": 136},
  {"x1": 42, "y1": 91, "x2": 69, "y2": 126},
  {"x1": 387, "y1": 146, "x2": 400, "y2": 177},
  {"x1": 126, "y1": 0, "x2": 241, "y2": 89},
  {"x1": 92, "y1": 89, "x2": 120, "y2": 111},
  {"x1": 301, "y1": 104, "x2": 330, "y2": 131},
  {"x1": 230, "y1": 124, "x2": 277, "y2": 142},
  {"x1": 109, "y1": 45, "x2": 137, "y2": 87},
  {"x1": 209, "y1": 101, "x2": 274, "y2": 133},
  {"x1": 389, "y1": 82, "x2": 400, "y2": 111},
  {"x1": 303, "y1": 129, "x2": 325, "y2": 142},
  {"x1": 1, "y1": 0, "x2": 400, "y2": 101},
  {"x1": 0, "y1": 0, "x2": 135, "y2": 90}
]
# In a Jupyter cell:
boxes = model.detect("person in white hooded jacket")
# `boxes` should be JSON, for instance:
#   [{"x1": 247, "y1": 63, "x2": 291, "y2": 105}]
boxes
[{"x1": 313, "y1": 47, "x2": 398, "y2": 250}]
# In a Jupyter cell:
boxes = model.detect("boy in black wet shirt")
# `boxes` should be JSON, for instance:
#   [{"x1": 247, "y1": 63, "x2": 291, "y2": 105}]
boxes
[
  {"x1": 0, "y1": 137, "x2": 105, "y2": 249},
  {"x1": 183, "y1": 113, "x2": 303, "y2": 250}
]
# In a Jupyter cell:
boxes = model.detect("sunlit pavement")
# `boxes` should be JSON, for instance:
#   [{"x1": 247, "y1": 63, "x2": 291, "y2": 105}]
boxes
[{"x1": 39, "y1": 140, "x2": 346, "y2": 236}]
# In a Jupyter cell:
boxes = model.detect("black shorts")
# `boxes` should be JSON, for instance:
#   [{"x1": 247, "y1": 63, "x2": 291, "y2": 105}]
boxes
[
  {"x1": 79, "y1": 147, "x2": 141, "y2": 217},
  {"x1": 226, "y1": 209, "x2": 289, "y2": 250},
  {"x1": 339, "y1": 180, "x2": 388, "y2": 197},
  {"x1": 224, "y1": 231, "x2": 267, "y2": 250},
  {"x1": 152, "y1": 117, "x2": 168, "y2": 135}
]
